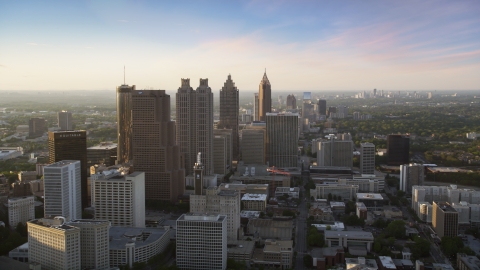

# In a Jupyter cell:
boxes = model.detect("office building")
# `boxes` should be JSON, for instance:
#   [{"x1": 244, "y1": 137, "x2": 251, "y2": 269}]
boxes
[
  {"x1": 432, "y1": 201, "x2": 458, "y2": 238},
  {"x1": 356, "y1": 202, "x2": 368, "y2": 220},
  {"x1": 241, "y1": 127, "x2": 265, "y2": 165},
  {"x1": 87, "y1": 142, "x2": 117, "y2": 167},
  {"x1": 190, "y1": 187, "x2": 240, "y2": 241},
  {"x1": 247, "y1": 219, "x2": 293, "y2": 240},
  {"x1": 214, "y1": 129, "x2": 233, "y2": 171},
  {"x1": 133, "y1": 89, "x2": 185, "y2": 201},
  {"x1": 176, "y1": 213, "x2": 227, "y2": 270},
  {"x1": 44, "y1": 160, "x2": 82, "y2": 221},
  {"x1": 318, "y1": 99, "x2": 327, "y2": 116},
  {"x1": 310, "y1": 184, "x2": 359, "y2": 201},
  {"x1": 109, "y1": 226, "x2": 172, "y2": 268},
  {"x1": 28, "y1": 118, "x2": 46, "y2": 137},
  {"x1": 213, "y1": 135, "x2": 228, "y2": 175},
  {"x1": 94, "y1": 171, "x2": 145, "y2": 227},
  {"x1": 258, "y1": 71, "x2": 272, "y2": 121},
  {"x1": 218, "y1": 74, "x2": 239, "y2": 159},
  {"x1": 28, "y1": 217, "x2": 81, "y2": 270},
  {"x1": 251, "y1": 239, "x2": 293, "y2": 270},
  {"x1": 254, "y1": 93, "x2": 259, "y2": 121},
  {"x1": 324, "y1": 231, "x2": 374, "y2": 251},
  {"x1": 457, "y1": 253, "x2": 480, "y2": 270},
  {"x1": 68, "y1": 219, "x2": 110, "y2": 269},
  {"x1": 8, "y1": 196, "x2": 35, "y2": 228},
  {"x1": 452, "y1": 201, "x2": 470, "y2": 225},
  {"x1": 176, "y1": 78, "x2": 214, "y2": 176},
  {"x1": 57, "y1": 110, "x2": 73, "y2": 131},
  {"x1": 265, "y1": 112, "x2": 299, "y2": 167},
  {"x1": 48, "y1": 130, "x2": 88, "y2": 208},
  {"x1": 360, "y1": 143, "x2": 375, "y2": 175},
  {"x1": 241, "y1": 193, "x2": 267, "y2": 211},
  {"x1": 116, "y1": 84, "x2": 135, "y2": 164},
  {"x1": 356, "y1": 193, "x2": 385, "y2": 211},
  {"x1": 400, "y1": 164, "x2": 424, "y2": 193},
  {"x1": 286, "y1": 94, "x2": 296, "y2": 110},
  {"x1": 387, "y1": 135, "x2": 410, "y2": 165},
  {"x1": 317, "y1": 135, "x2": 353, "y2": 168},
  {"x1": 418, "y1": 202, "x2": 433, "y2": 223}
]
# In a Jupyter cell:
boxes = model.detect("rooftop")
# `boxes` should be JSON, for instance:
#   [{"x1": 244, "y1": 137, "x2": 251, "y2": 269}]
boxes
[
  {"x1": 242, "y1": 193, "x2": 267, "y2": 201},
  {"x1": 240, "y1": 210, "x2": 261, "y2": 219},
  {"x1": 330, "y1": 201, "x2": 346, "y2": 207},
  {"x1": 248, "y1": 219, "x2": 292, "y2": 228},
  {"x1": 379, "y1": 256, "x2": 396, "y2": 269},
  {"x1": 458, "y1": 254, "x2": 480, "y2": 270},
  {"x1": 227, "y1": 240, "x2": 255, "y2": 255},
  {"x1": 45, "y1": 160, "x2": 79, "y2": 168},
  {"x1": 88, "y1": 142, "x2": 117, "y2": 150},
  {"x1": 178, "y1": 213, "x2": 226, "y2": 222},
  {"x1": 109, "y1": 226, "x2": 170, "y2": 250},
  {"x1": 356, "y1": 193, "x2": 384, "y2": 200},
  {"x1": 434, "y1": 201, "x2": 457, "y2": 213},
  {"x1": 324, "y1": 230, "x2": 374, "y2": 239},
  {"x1": 263, "y1": 239, "x2": 293, "y2": 253}
]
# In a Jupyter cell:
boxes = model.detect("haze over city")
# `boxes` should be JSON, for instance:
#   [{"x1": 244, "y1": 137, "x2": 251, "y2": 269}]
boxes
[{"x1": 1, "y1": 0, "x2": 479, "y2": 91}]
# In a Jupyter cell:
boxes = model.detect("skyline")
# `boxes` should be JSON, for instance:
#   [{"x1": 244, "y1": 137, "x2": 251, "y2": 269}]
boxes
[{"x1": 1, "y1": 0, "x2": 480, "y2": 91}]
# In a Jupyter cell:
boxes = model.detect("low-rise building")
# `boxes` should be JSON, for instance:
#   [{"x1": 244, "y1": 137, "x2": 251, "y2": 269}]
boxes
[
  {"x1": 457, "y1": 253, "x2": 480, "y2": 270},
  {"x1": 227, "y1": 241, "x2": 255, "y2": 263},
  {"x1": 378, "y1": 256, "x2": 396, "y2": 270},
  {"x1": 311, "y1": 184, "x2": 359, "y2": 201},
  {"x1": 312, "y1": 222, "x2": 345, "y2": 231},
  {"x1": 346, "y1": 257, "x2": 378, "y2": 270},
  {"x1": 247, "y1": 219, "x2": 293, "y2": 240},
  {"x1": 356, "y1": 193, "x2": 386, "y2": 211},
  {"x1": 8, "y1": 242, "x2": 29, "y2": 263},
  {"x1": 251, "y1": 239, "x2": 293, "y2": 270},
  {"x1": 312, "y1": 247, "x2": 345, "y2": 270},
  {"x1": 383, "y1": 205, "x2": 403, "y2": 219},
  {"x1": 330, "y1": 201, "x2": 346, "y2": 214},
  {"x1": 109, "y1": 226, "x2": 172, "y2": 268},
  {"x1": 242, "y1": 193, "x2": 267, "y2": 211},
  {"x1": 356, "y1": 202, "x2": 367, "y2": 220},
  {"x1": 324, "y1": 231, "x2": 374, "y2": 252},
  {"x1": 309, "y1": 205, "x2": 334, "y2": 222},
  {"x1": 275, "y1": 187, "x2": 300, "y2": 199}
]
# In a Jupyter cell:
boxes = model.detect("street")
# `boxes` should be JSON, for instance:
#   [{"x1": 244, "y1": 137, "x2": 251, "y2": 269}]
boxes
[{"x1": 294, "y1": 174, "x2": 309, "y2": 270}]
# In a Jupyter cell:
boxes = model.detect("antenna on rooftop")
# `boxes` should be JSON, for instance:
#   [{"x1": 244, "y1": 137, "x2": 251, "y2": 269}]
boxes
[{"x1": 124, "y1": 65, "x2": 126, "y2": 85}]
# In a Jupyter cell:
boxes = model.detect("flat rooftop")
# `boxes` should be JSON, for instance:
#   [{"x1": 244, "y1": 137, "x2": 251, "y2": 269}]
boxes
[
  {"x1": 242, "y1": 193, "x2": 267, "y2": 201},
  {"x1": 46, "y1": 160, "x2": 79, "y2": 167},
  {"x1": 109, "y1": 226, "x2": 170, "y2": 250},
  {"x1": 88, "y1": 142, "x2": 117, "y2": 150},
  {"x1": 178, "y1": 213, "x2": 226, "y2": 222},
  {"x1": 379, "y1": 256, "x2": 396, "y2": 269},
  {"x1": 356, "y1": 193, "x2": 384, "y2": 200},
  {"x1": 434, "y1": 201, "x2": 457, "y2": 213},
  {"x1": 324, "y1": 230, "x2": 374, "y2": 239}
]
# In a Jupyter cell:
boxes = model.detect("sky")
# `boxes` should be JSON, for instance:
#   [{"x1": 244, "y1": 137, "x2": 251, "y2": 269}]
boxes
[{"x1": 1, "y1": 0, "x2": 480, "y2": 92}]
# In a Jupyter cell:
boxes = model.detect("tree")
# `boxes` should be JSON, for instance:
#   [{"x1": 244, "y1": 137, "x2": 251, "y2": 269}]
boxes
[
  {"x1": 373, "y1": 241, "x2": 382, "y2": 253},
  {"x1": 441, "y1": 236, "x2": 464, "y2": 258},
  {"x1": 373, "y1": 219, "x2": 387, "y2": 228},
  {"x1": 328, "y1": 193, "x2": 332, "y2": 201},
  {"x1": 409, "y1": 236, "x2": 431, "y2": 259},
  {"x1": 333, "y1": 195, "x2": 337, "y2": 201},
  {"x1": 338, "y1": 195, "x2": 342, "y2": 201},
  {"x1": 326, "y1": 225, "x2": 331, "y2": 230},
  {"x1": 385, "y1": 220, "x2": 406, "y2": 238},
  {"x1": 303, "y1": 255, "x2": 313, "y2": 268}
]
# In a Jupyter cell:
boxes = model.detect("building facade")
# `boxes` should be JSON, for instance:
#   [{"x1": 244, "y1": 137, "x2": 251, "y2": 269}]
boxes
[
  {"x1": 241, "y1": 128, "x2": 265, "y2": 165},
  {"x1": 265, "y1": 113, "x2": 299, "y2": 167},
  {"x1": 87, "y1": 142, "x2": 117, "y2": 167},
  {"x1": 218, "y1": 74, "x2": 239, "y2": 159},
  {"x1": 116, "y1": 84, "x2": 135, "y2": 164},
  {"x1": 132, "y1": 89, "x2": 185, "y2": 201},
  {"x1": 400, "y1": 164, "x2": 424, "y2": 193},
  {"x1": 48, "y1": 130, "x2": 88, "y2": 208},
  {"x1": 318, "y1": 99, "x2": 327, "y2": 116},
  {"x1": 360, "y1": 143, "x2": 375, "y2": 175},
  {"x1": 176, "y1": 78, "x2": 214, "y2": 176},
  {"x1": 68, "y1": 219, "x2": 110, "y2": 269},
  {"x1": 93, "y1": 171, "x2": 145, "y2": 227},
  {"x1": 28, "y1": 117, "x2": 46, "y2": 137},
  {"x1": 432, "y1": 201, "x2": 458, "y2": 238},
  {"x1": 44, "y1": 160, "x2": 82, "y2": 221},
  {"x1": 387, "y1": 135, "x2": 410, "y2": 165},
  {"x1": 176, "y1": 213, "x2": 227, "y2": 270},
  {"x1": 8, "y1": 196, "x2": 35, "y2": 228},
  {"x1": 258, "y1": 72, "x2": 272, "y2": 121},
  {"x1": 317, "y1": 135, "x2": 353, "y2": 168}
]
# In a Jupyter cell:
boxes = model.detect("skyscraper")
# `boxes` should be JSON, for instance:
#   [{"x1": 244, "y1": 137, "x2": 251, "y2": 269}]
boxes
[
  {"x1": 400, "y1": 163, "x2": 424, "y2": 193},
  {"x1": 318, "y1": 99, "x2": 327, "y2": 116},
  {"x1": 68, "y1": 219, "x2": 110, "y2": 269},
  {"x1": 432, "y1": 201, "x2": 458, "y2": 238},
  {"x1": 116, "y1": 84, "x2": 135, "y2": 164},
  {"x1": 218, "y1": 74, "x2": 239, "y2": 159},
  {"x1": 176, "y1": 78, "x2": 214, "y2": 176},
  {"x1": 360, "y1": 143, "x2": 375, "y2": 175},
  {"x1": 317, "y1": 135, "x2": 353, "y2": 168},
  {"x1": 253, "y1": 93, "x2": 259, "y2": 121},
  {"x1": 29, "y1": 117, "x2": 46, "y2": 137},
  {"x1": 44, "y1": 160, "x2": 82, "y2": 221},
  {"x1": 387, "y1": 135, "x2": 410, "y2": 165},
  {"x1": 286, "y1": 94, "x2": 296, "y2": 110},
  {"x1": 132, "y1": 89, "x2": 185, "y2": 201},
  {"x1": 241, "y1": 128, "x2": 266, "y2": 164},
  {"x1": 258, "y1": 71, "x2": 272, "y2": 121},
  {"x1": 48, "y1": 131, "x2": 88, "y2": 208},
  {"x1": 265, "y1": 113, "x2": 299, "y2": 167},
  {"x1": 58, "y1": 110, "x2": 73, "y2": 131}
]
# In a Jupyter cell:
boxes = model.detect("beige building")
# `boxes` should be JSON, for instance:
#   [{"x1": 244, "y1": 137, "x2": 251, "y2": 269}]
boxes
[
  {"x1": 68, "y1": 219, "x2": 110, "y2": 269},
  {"x1": 8, "y1": 196, "x2": 35, "y2": 228},
  {"x1": 241, "y1": 193, "x2": 267, "y2": 211},
  {"x1": 310, "y1": 184, "x2": 359, "y2": 200},
  {"x1": 176, "y1": 78, "x2": 214, "y2": 176},
  {"x1": 241, "y1": 128, "x2": 266, "y2": 165},
  {"x1": 251, "y1": 239, "x2": 293, "y2": 270},
  {"x1": 132, "y1": 89, "x2": 185, "y2": 201},
  {"x1": 94, "y1": 171, "x2": 145, "y2": 227},
  {"x1": 190, "y1": 187, "x2": 240, "y2": 241},
  {"x1": 432, "y1": 201, "x2": 458, "y2": 238},
  {"x1": 265, "y1": 113, "x2": 299, "y2": 167},
  {"x1": 28, "y1": 217, "x2": 81, "y2": 270}
]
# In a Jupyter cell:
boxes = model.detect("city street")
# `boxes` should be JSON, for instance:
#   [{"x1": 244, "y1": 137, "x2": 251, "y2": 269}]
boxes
[{"x1": 294, "y1": 174, "x2": 309, "y2": 270}]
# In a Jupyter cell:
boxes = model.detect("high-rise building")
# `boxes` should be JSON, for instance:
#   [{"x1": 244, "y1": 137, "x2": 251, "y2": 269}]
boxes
[
  {"x1": 28, "y1": 217, "x2": 81, "y2": 269},
  {"x1": 48, "y1": 131, "x2": 88, "y2": 208},
  {"x1": 57, "y1": 110, "x2": 73, "y2": 131},
  {"x1": 317, "y1": 135, "x2": 353, "y2": 168},
  {"x1": 258, "y1": 71, "x2": 272, "y2": 121},
  {"x1": 318, "y1": 99, "x2": 327, "y2": 116},
  {"x1": 265, "y1": 113, "x2": 299, "y2": 167},
  {"x1": 400, "y1": 164, "x2": 424, "y2": 193},
  {"x1": 253, "y1": 93, "x2": 259, "y2": 121},
  {"x1": 176, "y1": 78, "x2": 214, "y2": 176},
  {"x1": 213, "y1": 135, "x2": 228, "y2": 176},
  {"x1": 44, "y1": 160, "x2": 82, "y2": 221},
  {"x1": 214, "y1": 129, "x2": 233, "y2": 171},
  {"x1": 241, "y1": 128, "x2": 265, "y2": 164},
  {"x1": 190, "y1": 187, "x2": 240, "y2": 241},
  {"x1": 432, "y1": 201, "x2": 458, "y2": 238},
  {"x1": 28, "y1": 118, "x2": 46, "y2": 137},
  {"x1": 8, "y1": 196, "x2": 35, "y2": 228},
  {"x1": 132, "y1": 89, "x2": 185, "y2": 201},
  {"x1": 360, "y1": 143, "x2": 375, "y2": 175},
  {"x1": 68, "y1": 219, "x2": 110, "y2": 269},
  {"x1": 387, "y1": 135, "x2": 410, "y2": 165},
  {"x1": 93, "y1": 171, "x2": 145, "y2": 227},
  {"x1": 286, "y1": 94, "x2": 296, "y2": 110},
  {"x1": 218, "y1": 74, "x2": 239, "y2": 159},
  {"x1": 87, "y1": 142, "x2": 117, "y2": 167},
  {"x1": 116, "y1": 84, "x2": 135, "y2": 164},
  {"x1": 176, "y1": 213, "x2": 227, "y2": 270}
]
